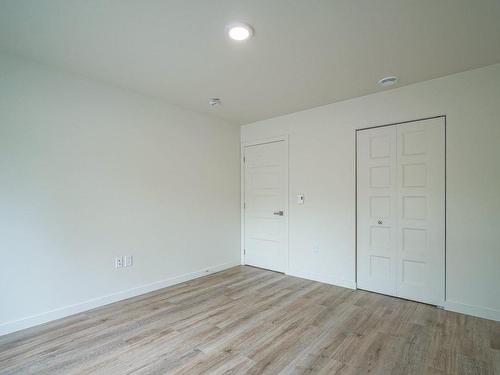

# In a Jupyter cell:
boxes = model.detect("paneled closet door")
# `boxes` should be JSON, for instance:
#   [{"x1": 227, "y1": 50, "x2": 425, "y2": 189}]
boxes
[
  {"x1": 357, "y1": 126, "x2": 398, "y2": 296},
  {"x1": 396, "y1": 118, "x2": 445, "y2": 305},
  {"x1": 357, "y1": 118, "x2": 445, "y2": 306}
]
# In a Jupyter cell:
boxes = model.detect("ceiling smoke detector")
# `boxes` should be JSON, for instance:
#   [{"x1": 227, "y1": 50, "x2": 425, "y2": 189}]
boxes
[
  {"x1": 208, "y1": 98, "x2": 221, "y2": 108},
  {"x1": 377, "y1": 76, "x2": 399, "y2": 87}
]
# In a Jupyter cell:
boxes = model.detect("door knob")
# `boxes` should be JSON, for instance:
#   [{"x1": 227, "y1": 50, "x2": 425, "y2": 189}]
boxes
[
  {"x1": 378, "y1": 220, "x2": 383, "y2": 224},
  {"x1": 273, "y1": 210, "x2": 284, "y2": 216}
]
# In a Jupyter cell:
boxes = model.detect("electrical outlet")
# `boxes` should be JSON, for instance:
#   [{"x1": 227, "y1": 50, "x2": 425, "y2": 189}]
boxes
[
  {"x1": 312, "y1": 244, "x2": 320, "y2": 255},
  {"x1": 115, "y1": 256, "x2": 123, "y2": 268},
  {"x1": 124, "y1": 255, "x2": 133, "y2": 267}
]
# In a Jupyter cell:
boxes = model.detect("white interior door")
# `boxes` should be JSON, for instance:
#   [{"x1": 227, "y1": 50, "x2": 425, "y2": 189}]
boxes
[
  {"x1": 357, "y1": 118, "x2": 445, "y2": 305},
  {"x1": 357, "y1": 126, "x2": 398, "y2": 296},
  {"x1": 244, "y1": 141, "x2": 287, "y2": 272}
]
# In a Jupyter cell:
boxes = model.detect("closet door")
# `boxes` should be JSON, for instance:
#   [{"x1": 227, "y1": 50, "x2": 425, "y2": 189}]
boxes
[
  {"x1": 357, "y1": 126, "x2": 398, "y2": 296},
  {"x1": 396, "y1": 118, "x2": 445, "y2": 305},
  {"x1": 357, "y1": 117, "x2": 445, "y2": 306}
]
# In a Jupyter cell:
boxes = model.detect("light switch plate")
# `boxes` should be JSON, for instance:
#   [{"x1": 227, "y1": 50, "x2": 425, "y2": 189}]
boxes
[
  {"x1": 297, "y1": 194, "x2": 304, "y2": 204},
  {"x1": 125, "y1": 255, "x2": 133, "y2": 267}
]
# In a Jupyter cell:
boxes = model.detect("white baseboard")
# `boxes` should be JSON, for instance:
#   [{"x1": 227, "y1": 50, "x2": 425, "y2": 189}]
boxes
[
  {"x1": 0, "y1": 261, "x2": 240, "y2": 337},
  {"x1": 444, "y1": 300, "x2": 500, "y2": 322},
  {"x1": 287, "y1": 269, "x2": 356, "y2": 290},
  {"x1": 4, "y1": 263, "x2": 496, "y2": 337},
  {"x1": 287, "y1": 271, "x2": 500, "y2": 322}
]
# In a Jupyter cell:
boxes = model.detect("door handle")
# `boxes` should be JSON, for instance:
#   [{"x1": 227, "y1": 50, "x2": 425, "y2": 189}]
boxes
[{"x1": 273, "y1": 210, "x2": 284, "y2": 216}]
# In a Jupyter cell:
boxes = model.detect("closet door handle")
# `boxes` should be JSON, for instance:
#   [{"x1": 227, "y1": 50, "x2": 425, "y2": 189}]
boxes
[{"x1": 273, "y1": 211, "x2": 284, "y2": 216}]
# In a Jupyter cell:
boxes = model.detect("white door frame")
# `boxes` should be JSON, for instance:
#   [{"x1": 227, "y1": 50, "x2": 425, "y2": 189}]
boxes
[
  {"x1": 355, "y1": 115, "x2": 447, "y2": 305},
  {"x1": 241, "y1": 135, "x2": 289, "y2": 272}
]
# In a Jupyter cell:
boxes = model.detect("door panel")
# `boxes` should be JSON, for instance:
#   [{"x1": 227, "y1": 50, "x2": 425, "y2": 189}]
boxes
[
  {"x1": 244, "y1": 141, "x2": 287, "y2": 272},
  {"x1": 396, "y1": 118, "x2": 445, "y2": 305},
  {"x1": 357, "y1": 118, "x2": 445, "y2": 306},
  {"x1": 357, "y1": 127, "x2": 398, "y2": 295}
]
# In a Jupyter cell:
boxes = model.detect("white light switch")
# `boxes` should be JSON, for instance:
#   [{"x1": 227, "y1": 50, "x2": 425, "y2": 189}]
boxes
[
  {"x1": 297, "y1": 194, "x2": 304, "y2": 204},
  {"x1": 125, "y1": 255, "x2": 133, "y2": 267}
]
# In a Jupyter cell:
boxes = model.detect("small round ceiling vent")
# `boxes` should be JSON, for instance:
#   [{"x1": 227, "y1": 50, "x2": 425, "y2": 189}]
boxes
[
  {"x1": 208, "y1": 98, "x2": 221, "y2": 108},
  {"x1": 377, "y1": 76, "x2": 399, "y2": 87}
]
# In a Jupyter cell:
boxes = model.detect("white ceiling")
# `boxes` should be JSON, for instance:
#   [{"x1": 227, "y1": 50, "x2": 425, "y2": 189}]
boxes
[{"x1": 1, "y1": 0, "x2": 499, "y2": 125}]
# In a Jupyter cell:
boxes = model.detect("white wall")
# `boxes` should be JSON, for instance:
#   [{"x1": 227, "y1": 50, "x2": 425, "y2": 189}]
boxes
[
  {"x1": 242, "y1": 64, "x2": 500, "y2": 321},
  {"x1": 0, "y1": 54, "x2": 241, "y2": 335}
]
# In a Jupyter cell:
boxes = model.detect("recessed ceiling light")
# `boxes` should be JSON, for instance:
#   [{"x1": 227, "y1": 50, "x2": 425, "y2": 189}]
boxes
[
  {"x1": 226, "y1": 22, "x2": 254, "y2": 41},
  {"x1": 378, "y1": 76, "x2": 399, "y2": 87},
  {"x1": 208, "y1": 98, "x2": 221, "y2": 108}
]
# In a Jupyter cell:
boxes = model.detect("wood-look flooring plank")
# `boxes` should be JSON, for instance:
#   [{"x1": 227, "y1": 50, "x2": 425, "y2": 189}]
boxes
[{"x1": 1, "y1": 266, "x2": 499, "y2": 374}]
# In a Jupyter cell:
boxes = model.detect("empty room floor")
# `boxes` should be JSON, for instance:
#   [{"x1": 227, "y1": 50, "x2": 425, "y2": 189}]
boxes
[{"x1": 1, "y1": 266, "x2": 499, "y2": 375}]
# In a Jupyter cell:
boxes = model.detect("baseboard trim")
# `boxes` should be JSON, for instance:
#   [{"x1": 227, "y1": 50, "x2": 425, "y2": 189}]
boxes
[
  {"x1": 287, "y1": 269, "x2": 356, "y2": 290},
  {"x1": 0, "y1": 261, "x2": 240, "y2": 337},
  {"x1": 444, "y1": 300, "x2": 500, "y2": 322},
  {"x1": 4, "y1": 264, "x2": 496, "y2": 337}
]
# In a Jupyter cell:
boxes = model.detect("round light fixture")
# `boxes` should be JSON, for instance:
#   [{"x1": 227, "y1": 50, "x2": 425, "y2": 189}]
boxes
[
  {"x1": 378, "y1": 76, "x2": 399, "y2": 87},
  {"x1": 226, "y1": 22, "x2": 254, "y2": 41}
]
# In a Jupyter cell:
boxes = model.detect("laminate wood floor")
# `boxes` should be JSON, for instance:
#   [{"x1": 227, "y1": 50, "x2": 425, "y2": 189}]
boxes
[{"x1": 1, "y1": 266, "x2": 499, "y2": 374}]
